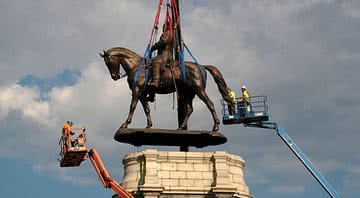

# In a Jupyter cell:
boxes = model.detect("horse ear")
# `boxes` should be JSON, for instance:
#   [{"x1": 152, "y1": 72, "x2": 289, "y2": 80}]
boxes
[{"x1": 100, "y1": 50, "x2": 107, "y2": 58}]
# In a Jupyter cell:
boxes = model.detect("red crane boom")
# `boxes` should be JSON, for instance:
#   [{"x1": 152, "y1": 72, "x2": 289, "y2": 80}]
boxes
[{"x1": 88, "y1": 149, "x2": 134, "y2": 198}]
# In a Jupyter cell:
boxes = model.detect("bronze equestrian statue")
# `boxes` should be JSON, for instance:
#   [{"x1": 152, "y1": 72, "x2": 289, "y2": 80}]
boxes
[{"x1": 100, "y1": 47, "x2": 233, "y2": 131}]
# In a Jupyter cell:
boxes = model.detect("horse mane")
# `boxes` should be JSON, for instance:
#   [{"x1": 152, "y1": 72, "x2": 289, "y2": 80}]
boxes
[{"x1": 108, "y1": 47, "x2": 142, "y2": 60}]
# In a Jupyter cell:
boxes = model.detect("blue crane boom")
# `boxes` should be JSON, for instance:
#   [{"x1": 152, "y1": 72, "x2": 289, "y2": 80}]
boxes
[{"x1": 244, "y1": 122, "x2": 340, "y2": 198}]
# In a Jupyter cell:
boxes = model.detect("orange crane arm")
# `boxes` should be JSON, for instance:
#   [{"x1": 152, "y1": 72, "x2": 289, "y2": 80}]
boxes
[{"x1": 88, "y1": 149, "x2": 134, "y2": 198}]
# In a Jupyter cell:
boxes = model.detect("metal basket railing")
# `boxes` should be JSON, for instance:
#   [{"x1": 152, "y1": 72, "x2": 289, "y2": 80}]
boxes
[{"x1": 221, "y1": 95, "x2": 268, "y2": 117}]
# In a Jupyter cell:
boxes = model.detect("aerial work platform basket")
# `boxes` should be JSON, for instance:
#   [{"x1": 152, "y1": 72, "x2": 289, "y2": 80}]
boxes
[
  {"x1": 221, "y1": 95, "x2": 269, "y2": 125},
  {"x1": 59, "y1": 129, "x2": 88, "y2": 167}
]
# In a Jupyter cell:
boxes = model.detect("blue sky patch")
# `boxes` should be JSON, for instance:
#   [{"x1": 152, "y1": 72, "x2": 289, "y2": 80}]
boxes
[{"x1": 18, "y1": 69, "x2": 81, "y2": 98}]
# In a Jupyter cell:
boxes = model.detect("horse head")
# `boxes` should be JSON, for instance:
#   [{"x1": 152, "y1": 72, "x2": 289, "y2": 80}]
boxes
[{"x1": 100, "y1": 49, "x2": 121, "y2": 81}]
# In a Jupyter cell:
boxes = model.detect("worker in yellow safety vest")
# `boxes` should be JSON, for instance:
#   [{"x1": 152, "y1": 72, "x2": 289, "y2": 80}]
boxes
[
  {"x1": 62, "y1": 121, "x2": 74, "y2": 150},
  {"x1": 241, "y1": 85, "x2": 251, "y2": 112},
  {"x1": 226, "y1": 88, "x2": 236, "y2": 116}
]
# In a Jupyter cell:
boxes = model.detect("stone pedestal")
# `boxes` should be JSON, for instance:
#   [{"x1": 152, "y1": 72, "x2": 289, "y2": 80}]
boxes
[{"x1": 121, "y1": 150, "x2": 251, "y2": 198}]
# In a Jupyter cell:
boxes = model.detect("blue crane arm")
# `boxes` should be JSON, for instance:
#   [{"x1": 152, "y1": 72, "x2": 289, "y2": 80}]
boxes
[
  {"x1": 244, "y1": 122, "x2": 340, "y2": 197},
  {"x1": 276, "y1": 127, "x2": 340, "y2": 198}
]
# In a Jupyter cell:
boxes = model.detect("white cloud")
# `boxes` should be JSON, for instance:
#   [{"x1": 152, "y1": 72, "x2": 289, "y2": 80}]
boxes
[{"x1": 0, "y1": 85, "x2": 49, "y2": 123}]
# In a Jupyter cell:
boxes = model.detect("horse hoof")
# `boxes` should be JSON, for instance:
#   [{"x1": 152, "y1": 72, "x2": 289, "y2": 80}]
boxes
[
  {"x1": 212, "y1": 125, "x2": 219, "y2": 131},
  {"x1": 177, "y1": 125, "x2": 187, "y2": 130}
]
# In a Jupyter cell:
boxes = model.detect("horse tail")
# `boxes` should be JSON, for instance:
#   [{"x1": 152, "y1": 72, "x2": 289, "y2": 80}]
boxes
[{"x1": 204, "y1": 65, "x2": 233, "y2": 105}]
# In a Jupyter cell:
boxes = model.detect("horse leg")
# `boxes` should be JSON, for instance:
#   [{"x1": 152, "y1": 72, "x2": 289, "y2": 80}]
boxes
[
  {"x1": 179, "y1": 91, "x2": 195, "y2": 130},
  {"x1": 140, "y1": 98, "x2": 153, "y2": 128},
  {"x1": 120, "y1": 90, "x2": 140, "y2": 129},
  {"x1": 195, "y1": 88, "x2": 220, "y2": 131},
  {"x1": 177, "y1": 91, "x2": 188, "y2": 130}
]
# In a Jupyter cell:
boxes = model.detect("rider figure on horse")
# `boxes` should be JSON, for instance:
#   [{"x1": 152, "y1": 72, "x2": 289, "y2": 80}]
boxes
[{"x1": 148, "y1": 22, "x2": 174, "y2": 89}]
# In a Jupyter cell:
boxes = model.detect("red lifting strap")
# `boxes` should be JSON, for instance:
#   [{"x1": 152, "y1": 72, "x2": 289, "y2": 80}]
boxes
[
  {"x1": 150, "y1": 0, "x2": 164, "y2": 44},
  {"x1": 165, "y1": 3, "x2": 174, "y2": 39},
  {"x1": 171, "y1": 0, "x2": 179, "y2": 22}
]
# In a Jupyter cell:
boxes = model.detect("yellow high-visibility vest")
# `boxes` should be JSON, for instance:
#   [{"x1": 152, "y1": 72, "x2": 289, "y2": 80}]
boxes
[
  {"x1": 229, "y1": 91, "x2": 236, "y2": 102},
  {"x1": 243, "y1": 90, "x2": 250, "y2": 102}
]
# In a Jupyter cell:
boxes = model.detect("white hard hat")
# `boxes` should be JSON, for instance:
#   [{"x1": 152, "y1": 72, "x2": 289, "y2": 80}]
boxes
[{"x1": 241, "y1": 85, "x2": 246, "y2": 89}]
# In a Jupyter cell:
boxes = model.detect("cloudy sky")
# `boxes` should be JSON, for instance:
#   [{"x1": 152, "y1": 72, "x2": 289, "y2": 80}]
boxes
[{"x1": 1, "y1": 0, "x2": 360, "y2": 197}]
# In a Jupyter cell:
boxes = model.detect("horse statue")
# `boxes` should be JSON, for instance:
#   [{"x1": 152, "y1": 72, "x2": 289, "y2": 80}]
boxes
[{"x1": 100, "y1": 47, "x2": 233, "y2": 131}]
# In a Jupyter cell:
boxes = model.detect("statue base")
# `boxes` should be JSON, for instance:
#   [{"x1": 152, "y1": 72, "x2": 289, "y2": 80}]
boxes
[
  {"x1": 114, "y1": 128, "x2": 227, "y2": 150},
  {"x1": 119, "y1": 149, "x2": 252, "y2": 198}
]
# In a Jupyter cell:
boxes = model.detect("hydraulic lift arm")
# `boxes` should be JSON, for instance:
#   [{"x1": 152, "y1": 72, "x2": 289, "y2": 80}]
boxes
[
  {"x1": 245, "y1": 122, "x2": 340, "y2": 198},
  {"x1": 88, "y1": 149, "x2": 134, "y2": 198}
]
